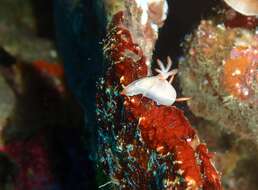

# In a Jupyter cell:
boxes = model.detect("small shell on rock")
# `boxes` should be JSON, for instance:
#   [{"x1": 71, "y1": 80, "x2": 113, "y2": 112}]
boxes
[{"x1": 224, "y1": 0, "x2": 258, "y2": 16}]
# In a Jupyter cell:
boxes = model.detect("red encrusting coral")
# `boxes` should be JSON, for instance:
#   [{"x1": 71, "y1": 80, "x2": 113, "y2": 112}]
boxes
[
  {"x1": 32, "y1": 60, "x2": 66, "y2": 93},
  {"x1": 224, "y1": 9, "x2": 258, "y2": 29},
  {"x1": 33, "y1": 60, "x2": 64, "y2": 78},
  {"x1": 99, "y1": 11, "x2": 222, "y2": 189},
  {"x1": 197, "y1": 144, "x2": 221, "y2": 190}
]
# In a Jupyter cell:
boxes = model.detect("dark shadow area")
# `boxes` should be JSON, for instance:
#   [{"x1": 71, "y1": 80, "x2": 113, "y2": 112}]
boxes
[
  {"x1": 0, "y1": 152, "x2": 18, "y2": 189},
  {"x1": 30, "y1": 0, "x2": 55, "y2": 40},
  {"x1": 0, "y1": 48, "x2": 16, "y2": 67},
  {"x1": 46, "y1": 126, "x2": 96, "y2": 190},
  {"x1": 154, "y1": 0, "x2": 218, "y2": 117},
  {"x1": 155, "y1": 0, "x2": 218, "y2": 61},
  {"x1": 53, "y1": 0, "x2": 106, "y2": 165}
]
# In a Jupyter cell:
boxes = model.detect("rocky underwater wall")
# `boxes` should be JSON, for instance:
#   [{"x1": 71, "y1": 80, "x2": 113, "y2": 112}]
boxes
[{"x1": 96, "y1": 1, "x2": 223, "y2": 189}]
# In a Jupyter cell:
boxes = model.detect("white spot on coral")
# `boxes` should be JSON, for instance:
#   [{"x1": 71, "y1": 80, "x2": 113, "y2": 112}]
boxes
[
  {"x1": 235, "y1": 83, "x2": 240, "y2": 87},
  {"x1": 232, "y1": 69, "x2": 241, "y2": 76},
  {"x1": 135, "y1": 0, "x2": 168, "y2": 26},
  {"x1": 151, "y1": 23, "x2": 159, "y2": 33},
  {"x1": 242, "y1": 87, "x2": 249, "y2": 96},
  {"x1": 135, "y1": 0, "x2": 150, "y2": 25}
]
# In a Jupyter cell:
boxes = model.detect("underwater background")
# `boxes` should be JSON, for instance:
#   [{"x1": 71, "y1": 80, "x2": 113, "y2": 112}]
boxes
[{"x1": 0, "y1": 0, "x2": 257, "y2": 189}]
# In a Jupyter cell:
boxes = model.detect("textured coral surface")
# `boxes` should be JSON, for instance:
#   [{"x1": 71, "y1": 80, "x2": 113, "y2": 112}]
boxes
[
  {"x1": 97, "y1": 9, "x2": 222, "y2": 190},
  {"x1": 179, "y1": 10, "x2": 258, "y2": 189},
  {"x1": 179, "y1": 19, "x2": 258, "y2": 143}
]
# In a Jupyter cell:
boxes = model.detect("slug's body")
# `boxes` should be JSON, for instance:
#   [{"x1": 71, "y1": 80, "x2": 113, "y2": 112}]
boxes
[{"x1": 122, "y1": 57, "x2": 189, "y2": 106}]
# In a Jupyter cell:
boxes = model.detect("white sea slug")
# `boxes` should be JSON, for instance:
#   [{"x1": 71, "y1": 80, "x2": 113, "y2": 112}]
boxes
[
  {"x1": 122, "y1": 57, "x2": 190, "y2": 106},
  {"x1": 224, "y1": 0, "x2": 258, "y2": 16}
]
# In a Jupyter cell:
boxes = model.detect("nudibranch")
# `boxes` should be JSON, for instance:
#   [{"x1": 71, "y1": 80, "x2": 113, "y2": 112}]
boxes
[
  {"x1": 122, "y1": 57, "x2": 190, "y2": 106},
  {"x1": 224, "y1": 0, "x2": 258, "y2": 16}
]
